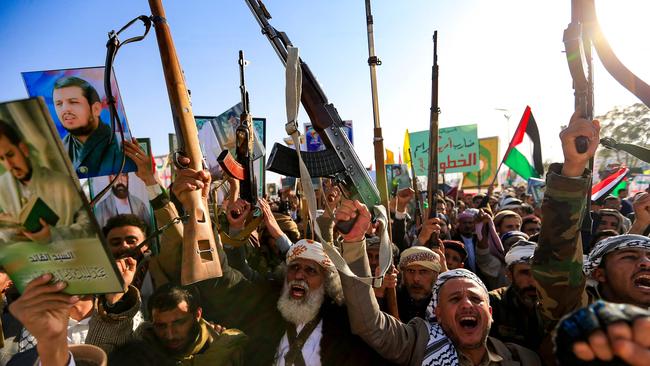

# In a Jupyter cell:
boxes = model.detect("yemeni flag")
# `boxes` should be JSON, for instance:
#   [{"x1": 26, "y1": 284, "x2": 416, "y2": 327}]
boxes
[
  {"x1": 503, "y1": 106, "x2": 544, "y2": 180},
  {"x1": 591, "y1": 167, "x2": 629, "y2": 202}
]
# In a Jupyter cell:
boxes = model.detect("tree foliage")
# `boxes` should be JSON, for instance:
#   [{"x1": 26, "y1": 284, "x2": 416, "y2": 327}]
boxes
[{"x1": 595, "y1": 103, "x2": 650, "y2": 168}]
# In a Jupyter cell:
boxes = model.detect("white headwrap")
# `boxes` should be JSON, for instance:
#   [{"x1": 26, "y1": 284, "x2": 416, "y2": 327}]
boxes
[
  {"x1": 286, "y1": 239, "x2": 335, "y2": 271},
  {"x1": 583, "y1": 234, "x2": 650, "y2": 276},
  {"x1": 504, "y1": 240, "x2": 537, "y2": 267}
]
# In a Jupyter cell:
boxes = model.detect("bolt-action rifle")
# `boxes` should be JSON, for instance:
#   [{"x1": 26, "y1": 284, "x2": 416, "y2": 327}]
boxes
[
  {"x1": 148, "y1": 0, "x2": 222, "y2": 284},
  {"x1": 426, "y1": 31, "x2": 441, "y2": 248}
]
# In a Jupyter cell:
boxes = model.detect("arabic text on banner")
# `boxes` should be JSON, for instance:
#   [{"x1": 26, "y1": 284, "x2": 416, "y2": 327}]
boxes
[{"x1": 409, "y1": 124, "x2": 479, "y2": 176}]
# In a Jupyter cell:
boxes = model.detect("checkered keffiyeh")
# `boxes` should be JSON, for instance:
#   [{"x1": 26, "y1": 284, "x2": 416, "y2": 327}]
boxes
[
  {"x1": 584, "y1": 234, "x2": 650, "y2": 276},
  {"x1": 427, "y1": 268, "x2": 488, "y2": 320},
  {"x1": 504, "y1": 240, "x2": 537, "y2": 267}
]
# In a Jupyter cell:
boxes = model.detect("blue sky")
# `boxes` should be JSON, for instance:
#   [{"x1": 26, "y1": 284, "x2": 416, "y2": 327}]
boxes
[{"x1": 1, "y1": 0, "x2": 649, "y2": 182}]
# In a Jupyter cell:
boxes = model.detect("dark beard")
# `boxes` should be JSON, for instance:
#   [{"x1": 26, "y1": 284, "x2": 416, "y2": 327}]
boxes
[
  {"x1": 18, "y1": 166, "x2": 33, "y2": 184},
  {"x1": 65, "y1": 115, "x2": 97, "y2": 137},
  {"x1": 111, "y1": 183, "x2": 129, "y2": 199},
  {"x1": 514, "y1": 285, "x2": 538, "y2": 308}
]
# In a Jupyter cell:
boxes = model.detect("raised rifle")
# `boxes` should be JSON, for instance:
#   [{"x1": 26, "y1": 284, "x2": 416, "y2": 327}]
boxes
[
  {"x1": 426, "y1": 31, "x2": 440, "y2": 248},
  {"x1": 247, "y1": 0, "x2": 381, "y2": 232},
  {"x1": 148, "y1": 0, "x2": 222, "y2": 284},
  {"x1": 218, "y1": 50, "x2": 258, "y2": 206},
  {"x1": 564, "y1": 0, "x2": 650, "y2": 245},
  {"x1": 217, "y1": 51, "x2": 263, "y2": 246},
  {"x1": 408, "y1": 147, "x2": 424, "y2": 228}
]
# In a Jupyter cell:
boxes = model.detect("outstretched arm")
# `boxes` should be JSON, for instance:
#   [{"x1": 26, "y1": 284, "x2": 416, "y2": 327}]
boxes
[
  {"x1": 533, "y1": 113, "x2": 599, "y2": 327},
  {"x1": 336, "y1": 200, "x2": 428, "y2": 365}
]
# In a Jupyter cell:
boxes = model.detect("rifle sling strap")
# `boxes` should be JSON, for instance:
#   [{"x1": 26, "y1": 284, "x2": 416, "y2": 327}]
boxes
[{"x1": 284, "y1": 46, "x2": 391, "y2": 288}]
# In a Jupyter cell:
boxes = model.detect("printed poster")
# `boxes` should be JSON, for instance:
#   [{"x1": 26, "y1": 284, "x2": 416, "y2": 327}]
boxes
[
  {"x1": 22, "y1": 67, "x2": 136, "y2": 179},
  {"x1": 0, "y1": 98, "x2": 123, "y2": 294},
  {"x1": 305, "y1": 120, "x2": 353, "y2": 152}
]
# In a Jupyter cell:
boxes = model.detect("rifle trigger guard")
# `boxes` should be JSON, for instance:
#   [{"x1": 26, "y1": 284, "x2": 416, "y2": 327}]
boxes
[{"x1": 285, "y1": 120, "x2": 299, "y2": 135}]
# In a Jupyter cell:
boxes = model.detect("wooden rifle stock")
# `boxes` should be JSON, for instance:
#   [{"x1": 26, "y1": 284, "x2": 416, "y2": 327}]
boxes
[
  {"x1": 148, "y1": 0, "x2": 222, "y2": 284},
  {"x1": 363, "y1": 0, "x2": 397, "y2": 320},
  {"x1": 426, "y1": 31, "x2": 440, "y2": 248}
]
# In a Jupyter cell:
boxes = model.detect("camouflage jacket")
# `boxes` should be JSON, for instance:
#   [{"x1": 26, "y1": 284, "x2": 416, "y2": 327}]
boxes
[{"x1": 532, "y1": 163, "x2": 592, "y2": 331}]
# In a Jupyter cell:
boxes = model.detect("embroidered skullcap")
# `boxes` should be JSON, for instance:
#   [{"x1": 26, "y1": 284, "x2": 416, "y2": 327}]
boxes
[
  {"x1": 430, "y1": 268, "x2": 488, "y2": 310},
  {"x1": 583, "y1": 234, "x2": 650, "y2": 276},
  {"x1": 457, "y1": 208, "x2": 479, "y2": 221},
  {"x1": 505, "y1": 240, "x2": 537, "y2": 267},
  {"x1": 286, "y1": 239, "x2": 335, "y2": 271},
  {"x1": 399, "y1": 246, "x2": 441, "y2": 272}
]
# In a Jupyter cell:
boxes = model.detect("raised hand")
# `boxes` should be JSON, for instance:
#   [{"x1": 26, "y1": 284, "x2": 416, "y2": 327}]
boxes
[
  {"x1": 417, "y1": 217, "x2": 442, "y2": 246},
  {"x1": 171, "y1": 156, "x2": 212, "y2": 209},
  {"x1": 259, "y1": 198, "x2": 283, "y2": 239},
  {"x1": 559, "y1": 112, "x2": 600, "y2": 177},
  {"x1": 105, "y1": 257, "x2": 138, "y2": 305},
  {"x1": 335, "y1": 199, "x2": 371, "y2": 242},
  {"x1": 123, "y1": 138, "x2": 156, "y2": 186},
  {"x1": 629, "y1": 192, "x2": 650, "y2": 235}
]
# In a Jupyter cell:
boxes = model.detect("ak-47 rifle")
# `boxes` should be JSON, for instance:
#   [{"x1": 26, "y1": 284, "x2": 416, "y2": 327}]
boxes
[
  {"x1": 426, "y1": 31, "x2": 441, "y2": 248},
  {"x1": 564, "y1": 0, "x2": 650, "y2": 244},
  {"x1": 218, "y1": 50, "x2": 258, "y2": 206},
  {"x1": 148, "y1": 0, "x2": 222, "y2": 284},
  {"x1": 247, "y1": 0, "x2": 381, "y2": 231},
  {"x1": 217, "y1": 51, "x2": 263, "y2": 246}
]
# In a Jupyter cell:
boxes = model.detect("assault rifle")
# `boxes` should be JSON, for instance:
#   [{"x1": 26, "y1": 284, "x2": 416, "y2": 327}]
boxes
[
  {"x1": 426, "y1": 31, "x2": 440, "y2": 248},
  {"x1": 218, "y1": 50, "x2": 259, "y2": 207},
  {"x1": 246, "y1": 0, "x2": 381, "y2": 229},
  {"x1": 217, "y1": 50, "x2": 263, "y2": 246}
]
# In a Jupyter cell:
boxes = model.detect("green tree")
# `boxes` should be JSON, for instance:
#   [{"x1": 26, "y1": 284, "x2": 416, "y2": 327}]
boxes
[{"x1": 596, "y1": 103, "x2": 650, "y2": 169}]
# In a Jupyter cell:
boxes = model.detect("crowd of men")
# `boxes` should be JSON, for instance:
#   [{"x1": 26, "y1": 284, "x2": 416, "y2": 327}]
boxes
[{"x1": 2, "y1": 107, "x2": 650, "y2": 366}]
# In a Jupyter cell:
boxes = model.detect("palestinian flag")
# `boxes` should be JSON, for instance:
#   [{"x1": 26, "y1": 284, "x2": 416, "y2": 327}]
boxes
[
  {"x1": 503, "y1": 106, "x2": 544, "y2": 180},
  {"x1": 591, "y1": 167, "x2": 629, "y2": 202}
]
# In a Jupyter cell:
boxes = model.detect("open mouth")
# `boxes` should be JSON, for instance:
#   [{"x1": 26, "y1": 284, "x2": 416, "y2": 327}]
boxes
[
  {"x1": 633, "y1": 274, "x2": 650, "y2": 290},
  {"x1": 457, "y1": 316, "x2": 479, "y2": 330},
  {"x1": 291, "y1": 284, "x2": 307, "y2": 299}
]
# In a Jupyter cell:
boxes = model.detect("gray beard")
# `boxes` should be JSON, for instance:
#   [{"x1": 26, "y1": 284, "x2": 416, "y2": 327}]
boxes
[{"x1": 277, "y1": 280, "x2": 325, "y2": 325}]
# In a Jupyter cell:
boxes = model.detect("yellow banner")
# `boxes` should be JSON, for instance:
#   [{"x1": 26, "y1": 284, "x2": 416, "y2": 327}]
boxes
[{"x1": 463, "y1": 137, "x2": 499, "y2": 189}]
